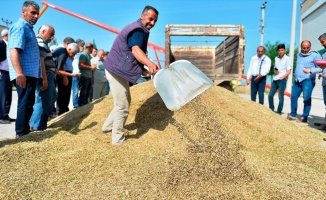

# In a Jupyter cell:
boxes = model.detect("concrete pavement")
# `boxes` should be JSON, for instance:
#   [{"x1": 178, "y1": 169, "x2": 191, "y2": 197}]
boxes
[{"x1": 0, "y1": 91, "x2": 74, "y2": 139}]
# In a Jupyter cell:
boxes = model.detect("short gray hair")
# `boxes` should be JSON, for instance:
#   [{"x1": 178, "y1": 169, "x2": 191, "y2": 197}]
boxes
[
  {"x1": 38, "y1": 24, "x2": 54, "y2": 34},
  {"x1": 67, "y1": 43, "x2": 79, "y2": 53},
  {"x1": 1, "y1": 28, "x2": 8, "y2": 37},
  {"x1": 76, "y1": 38, "x2": 85, "y2": 47},
  {"x1": 319, "y1": 33, "x2": 326, "y2": 40},
  {"x1": 23, "y1": 1, "x2": 40, "y2": 11}
]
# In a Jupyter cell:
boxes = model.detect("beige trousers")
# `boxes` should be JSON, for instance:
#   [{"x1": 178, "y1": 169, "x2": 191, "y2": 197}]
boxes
[{"x1": 102, "y1": 70, "x2": 131, "y2": 145}]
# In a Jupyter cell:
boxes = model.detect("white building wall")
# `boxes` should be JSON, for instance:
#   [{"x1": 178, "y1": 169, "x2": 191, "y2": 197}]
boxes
[{"x1": 301, "y1": 0, "x2": 326, "y2": 99}]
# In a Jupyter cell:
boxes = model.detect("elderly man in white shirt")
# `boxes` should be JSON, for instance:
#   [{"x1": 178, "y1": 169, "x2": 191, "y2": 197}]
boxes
[{"x1": 246, "y1": 46, "x2": 272, "y2": 105}]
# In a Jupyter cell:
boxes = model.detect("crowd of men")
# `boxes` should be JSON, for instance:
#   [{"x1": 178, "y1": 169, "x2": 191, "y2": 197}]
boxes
[
  {"x1": 246, "y1": 37, "x2": 326, "y2": 124},
  {"x1": 3, "y1": 0, "x2": 326, "y2": 145},
  {"x1": 0, "y1": 1, "x2": 157, "y2": 144}
]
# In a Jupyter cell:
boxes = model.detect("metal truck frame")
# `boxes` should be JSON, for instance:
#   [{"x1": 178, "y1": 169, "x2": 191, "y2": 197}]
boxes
[{"x1": 165, "y1": 24, "x2": 245, "y2": 87}]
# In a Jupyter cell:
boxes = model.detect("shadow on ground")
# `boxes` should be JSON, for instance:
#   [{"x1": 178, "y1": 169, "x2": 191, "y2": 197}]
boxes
[{"x1": 125, "y1": 93, "x2": 174, "y2": 139}]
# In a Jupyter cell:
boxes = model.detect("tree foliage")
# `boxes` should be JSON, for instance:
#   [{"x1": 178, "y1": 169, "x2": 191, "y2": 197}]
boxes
[{"x1": 92, "y1": 39, "x2": 97, "y2": 49}]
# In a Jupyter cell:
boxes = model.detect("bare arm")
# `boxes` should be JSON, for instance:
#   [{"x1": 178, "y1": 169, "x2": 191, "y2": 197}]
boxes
[
  {"x1": 10, "y1": 48, "x2": 26, "y2": 88},
  {"x1": 61, "y1": 64, "x2": 69, "y2": 86},
  {"x1": 55, "y1": 69, "x2": 80, "y2": 77},
  {"x1": 131, "y1": 46, "x2": 159, "y2": 75},
  {"x1": 280, "y1": 69, "x2": 292, "y2": 80},
  {"x1": 79, "y1": 60, "x2": 96, "y2": 70}
]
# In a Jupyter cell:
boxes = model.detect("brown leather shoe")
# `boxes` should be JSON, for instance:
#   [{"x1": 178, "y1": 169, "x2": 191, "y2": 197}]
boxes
[{"x1": 287, "y1": 115, "x2": 297, "y2": 121}]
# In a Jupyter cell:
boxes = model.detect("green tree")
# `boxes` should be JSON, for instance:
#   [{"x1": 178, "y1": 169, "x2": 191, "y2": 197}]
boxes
[{"x1": 92, "y1": 39, "x2": 97, "y2": 49}]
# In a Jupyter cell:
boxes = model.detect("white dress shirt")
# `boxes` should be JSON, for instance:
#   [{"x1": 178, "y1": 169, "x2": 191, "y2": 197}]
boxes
[
  {"x1": 273, "y1": 54, "x2": 292, "y2": 80},
  {"x1": 247, "y1": 54, "x2": 271, "y2": 79}
]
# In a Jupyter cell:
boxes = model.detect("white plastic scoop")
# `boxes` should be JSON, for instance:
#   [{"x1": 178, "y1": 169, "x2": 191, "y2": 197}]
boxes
[{"x1": 153, "y1": 60, "x2": 213, "y2": 111}]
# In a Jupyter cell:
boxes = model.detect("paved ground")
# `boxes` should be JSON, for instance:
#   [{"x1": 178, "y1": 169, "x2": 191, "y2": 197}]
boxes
[
  {"x1": 1, "y1": 91, "x2": 326, "y2": 139},
  {"x1": 0, "y1": 91, "x2": 74, "y2": 139}
]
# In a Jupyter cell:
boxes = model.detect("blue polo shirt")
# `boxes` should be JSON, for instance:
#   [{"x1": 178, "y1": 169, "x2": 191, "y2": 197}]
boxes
[
  {"x1": 127, "y1": 28, "x2": 145, "y2": 51},
  {"x1": 295, "y1": 51, "x2": 321, "y2": 82},
  {"x1": 7, "y1": 18, "x2": 41, "y2": 81}
]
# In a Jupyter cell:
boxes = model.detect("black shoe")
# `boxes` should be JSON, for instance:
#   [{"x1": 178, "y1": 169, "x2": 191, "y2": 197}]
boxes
[
  {"x1": 4, "y1": 116, "x2": 16, "y2": 122},
  {"x1": 0, "y1": 119, "x2": 11, "y2": 124},
  {"x1": 30, "y1": 127, "x2": 37, "y2": 132},
  {"x1": 274, "y1": 111, "x2": 282, "y2": 115}
]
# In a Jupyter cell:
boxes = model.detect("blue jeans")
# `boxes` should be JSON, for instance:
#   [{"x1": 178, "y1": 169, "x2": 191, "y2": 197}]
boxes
[
  {"x1": 72, "y1": 76, "x2": 79, "y2": 108},
  {"x1": 78, "y1": 76, "x2": 92, "y2": 106},
  {"x1": 323, "y1": 85, "x2": 326, "y2": 107},
  {"x1": 30, "y1": 72, "x2": 56, "y2": 130},
  {"x1": 14, "y1": 76, "x2": 37, "y2": 136},
  {"x1": 0, "y1": 70, "x2": 12, "y2": 119},
  {"x1": 290, "y1": 79, "x2": 315, "y2": 119},
  {"x1": 136, "y1": 76, "x2": 151, "y2": 84},
  {"x1": 268, "y1": 79, "x2": 287, "y2": 113},
  {"x1": 250, "y1": 76, "x2": 266, "y2": 105},
  {"x1": 105, "y1": 81, "x2": 110, "y2": 95}
]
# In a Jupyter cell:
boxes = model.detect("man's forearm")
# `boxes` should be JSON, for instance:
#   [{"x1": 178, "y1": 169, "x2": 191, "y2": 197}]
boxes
[
  {"x1": 79, "y1": 62, "x2": 92, "y2": 70},
  {"x1": 131, "y1": 46, "x2": 157, "y2": 71}
]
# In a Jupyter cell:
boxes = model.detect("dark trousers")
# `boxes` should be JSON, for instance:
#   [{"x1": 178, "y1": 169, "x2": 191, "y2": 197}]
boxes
[
  {"x1": 56, "y1": 75, "x2": 72, "y2": 115},
  {"x1": 0, "y1": 70, "x2": 12, "y2": 119},
  {"x1": 250, "y1": 75, "x2": 266, "y2": 105},
  {"x1": 78, "y1": 76, "x2": 92, "y2": 107},
  {"x1": 14, "y1": 76, "x2": 37, "y2": 136}
]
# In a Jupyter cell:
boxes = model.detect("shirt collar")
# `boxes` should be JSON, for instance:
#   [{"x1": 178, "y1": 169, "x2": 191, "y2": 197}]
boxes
[
  {"x1": 36, "y1": 35, "x2": 48, "y2": 45},
  {"x1": 18, "y1": 18, "x2": 34, "y2": 30}
]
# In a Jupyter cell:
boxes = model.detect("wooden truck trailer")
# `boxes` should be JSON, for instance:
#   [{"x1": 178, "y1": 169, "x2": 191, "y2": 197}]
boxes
[{"x1": 165, "y1": 24, "x2": 245, "y2": 89}]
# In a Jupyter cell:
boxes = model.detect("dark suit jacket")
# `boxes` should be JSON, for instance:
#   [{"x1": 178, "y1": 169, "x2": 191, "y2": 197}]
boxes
[{"x1": 0, "y1": 39, "x2": 7, "y2": 62}]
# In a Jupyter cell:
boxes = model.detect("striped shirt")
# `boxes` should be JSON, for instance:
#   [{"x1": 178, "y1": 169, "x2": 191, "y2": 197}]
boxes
[
  {"x1": 294, "y1": 51, "x2": 321, "y2": 82},
  {"x1": 37, "y1": 36, "x2": 56, "y2": 72},
  {"x1": 7, "y1": 18, "x2": 41, "y2": 81}
]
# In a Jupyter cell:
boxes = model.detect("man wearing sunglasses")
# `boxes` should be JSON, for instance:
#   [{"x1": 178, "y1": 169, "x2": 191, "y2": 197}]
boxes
[{"x1": 78, "y1": 42, "x2": 96, "y2": 106}]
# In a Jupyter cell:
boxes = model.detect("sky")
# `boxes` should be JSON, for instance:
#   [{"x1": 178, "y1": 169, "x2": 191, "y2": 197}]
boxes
[{"x1": 0, "y1": 0, "x2": 305, "y2": 71}]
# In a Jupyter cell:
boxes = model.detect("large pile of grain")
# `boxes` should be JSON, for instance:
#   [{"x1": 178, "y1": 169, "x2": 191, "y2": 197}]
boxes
[{"x1": 0, "y1": 81, "x2": 326, "y2": 199}]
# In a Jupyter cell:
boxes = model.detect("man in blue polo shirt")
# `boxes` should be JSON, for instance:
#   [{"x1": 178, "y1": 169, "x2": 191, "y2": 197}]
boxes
[
  {"x1": 8, "y1": 1, "x2": 41, "y2": 137},
  {"x1": 102, "y1": 5, "x2": 159, "y2": 145},
  {"x1": 287, "y1": 40, "x2": 322, "y2": 123}
]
